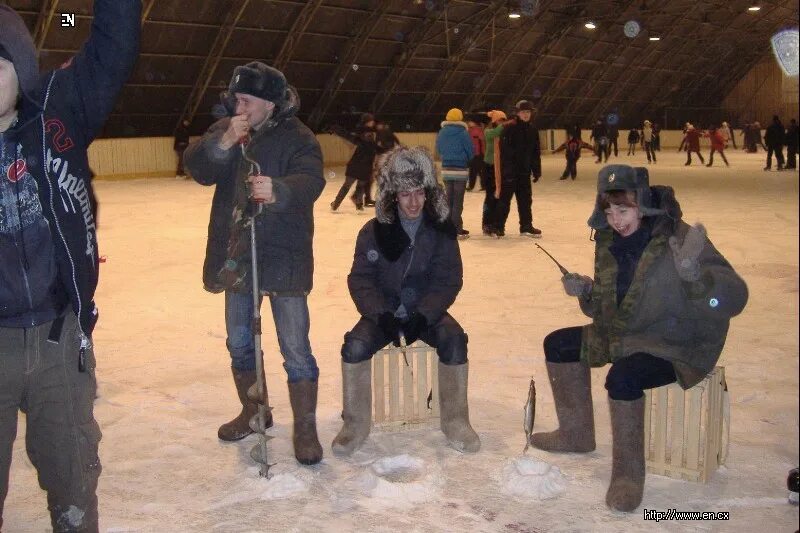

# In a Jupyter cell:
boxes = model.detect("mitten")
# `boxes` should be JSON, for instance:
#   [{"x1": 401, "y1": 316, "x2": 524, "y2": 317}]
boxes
[
  {"x1": 561, "y1": 273, "x2": 593, "y2": 298},
  {"x1": 668, "y1": 223, "x2": 707, "y2": 282}
]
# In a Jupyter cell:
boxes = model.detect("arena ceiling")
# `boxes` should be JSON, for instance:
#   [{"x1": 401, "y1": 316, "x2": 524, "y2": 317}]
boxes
[{"x1": 5, "y1": 0, "x2": 798, "y2": 136}]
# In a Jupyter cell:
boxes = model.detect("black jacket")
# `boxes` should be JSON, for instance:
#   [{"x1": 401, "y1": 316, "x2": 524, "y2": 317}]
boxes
[
  {"x1": 765, "y1": 120, "x2": 785, "y2": 147},
  {"x1": 348, "y1": 211, "x2": 461, "y2": 325},
  {"x1": 0, "y1": 1, "x2": 140, "y2": 335},
  {"x1": 185, "y1": 89, "x2": 325, "y2": 294},
  {"x1": 499, "y1": 119, "x2": 542, "y2": 179},
  {"x1": 332, "y1": 125, "x2": 378, "y2": 179}
]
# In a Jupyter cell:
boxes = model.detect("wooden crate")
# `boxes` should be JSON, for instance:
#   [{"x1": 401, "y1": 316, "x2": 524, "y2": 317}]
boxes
[
  {"x1": 372, "y1": 342, "x2": 440, "y2": 430},
  {"x1": 644, "y1": 367, "x2": 729, "y2": 483}
]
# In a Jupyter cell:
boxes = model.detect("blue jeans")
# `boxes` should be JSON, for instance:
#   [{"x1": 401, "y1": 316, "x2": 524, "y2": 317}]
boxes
[{"x1": 225, "y1": 291, "x2": 319, "y2": 382}]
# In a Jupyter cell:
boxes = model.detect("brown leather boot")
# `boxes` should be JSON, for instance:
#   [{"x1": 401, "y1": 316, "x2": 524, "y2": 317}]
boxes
[
  {"x1": 605, "y1": 397, "x2": 646, "y2": 512},
  {"x1": 530, "y1": 361, "x2": 596, "y2": 452},
  {"x1": 288, "y1": 380, "x2": 323, "y2": 465},
  {"x1": 218, "y1": 368, "x2": 273, "y2": 441}
]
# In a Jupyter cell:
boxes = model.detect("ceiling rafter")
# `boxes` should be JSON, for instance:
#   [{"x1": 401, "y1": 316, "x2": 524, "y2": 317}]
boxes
[
  {"x1": 33, "y1": 0, "x2": 59, "y2": 52},
  {"x1": 370, "y1": 4, "x2": 447, "y2": 115},
  {"x1": 413, "y1": 0, "x2": 508, "y2": 119},
  {"x1": 177, "y1": 0, "x2": 252, "y2": 128},
  {"x1": 552, "y1": 0, "x2": 643, "y2": 126},
  {"x1": 273, "y1": 0, "x2": 325, "y2": 72},
  {"x1": 307, "y1": 4, "x2": 393, "y2": 129}
]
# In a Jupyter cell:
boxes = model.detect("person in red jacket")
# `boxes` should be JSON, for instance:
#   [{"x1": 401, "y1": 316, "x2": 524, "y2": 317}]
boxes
[
  {"x1": 466, "y1": 115, "x2": 486, "y2": 191},
  {"x1": 679, "y1": 125, "x2": 705, "y2": 166},
  {"x1": 704, "y1": 125, "x2": 729, "y2": 167}
]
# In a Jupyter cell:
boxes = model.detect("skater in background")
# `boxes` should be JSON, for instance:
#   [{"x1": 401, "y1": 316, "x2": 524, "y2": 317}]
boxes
[
  {"x1": 704, "y1": 125, "x2": 729, "y2": 167},
  {"x1": 435, "y1": 108, "x2": 473, "y2": 237},
  {"x1": 330, "y1": 113, "x2": 378, "y2": 211},
  {"x1": 680, "y1": 124, "x2": 705, "y2": 166},
  {"x1": 652, "y1": 122, "x2": 662, "y2": 151},
  {"x1": 785, "y1": 119, "x2": 798, "y2": 170},
  {"x1": 608, "y1": 121, "x2": 620, "y2": 158},
  {"x1": 494, "y1": 100, "x2": 542, "y2": 237},
  {"x1": 590, "y1": 118, "x2": 609, "y2": 163},
  {"x1": 627, "y1": 128, "x2": 640, "y2": 155},
  {"x1": 481, "y1": 110, "x2": 509, "y2": 236},
  {"x1": 333, "y1": 146, "x2": 480, "y2": 456},
  {"x1": 553, "y1": 133, "x2": 594, "y2": 180},
  {"x1": 375, "y1": 120, "x2": 401, "y2": 153},
  {"x1": 719, "y1": 121, "x2": 736, "y2": 149},
  {"x1": 764, "y1": 115, "x2": 786, "y2": 171},
  {"x1": 174, "y1": 119, "x2": 191, "y2": 177},
  {"x1": 0, "y1": 1, "x2": 140, "y2": 530},
  {"x1": 642, "y1": 120, "x2": 657, "y2": 164},
  {"x1": 184, "y1": 61, "x2": 325, "y2": 466},
  {"x1": 466, "y1": 114, "x2": 486, "y2": 192},
  {"x1": 530, "y1": 164, "x2": 748, "y2": 513}
]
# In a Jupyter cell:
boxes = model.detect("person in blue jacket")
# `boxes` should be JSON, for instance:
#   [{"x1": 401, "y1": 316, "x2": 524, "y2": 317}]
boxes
[
  {"x1": 0, "y1": 2, "x2": 140, "y2": 531},
  {"x1": 435, "y1": 108, "x2": 473, "y2": 238}
]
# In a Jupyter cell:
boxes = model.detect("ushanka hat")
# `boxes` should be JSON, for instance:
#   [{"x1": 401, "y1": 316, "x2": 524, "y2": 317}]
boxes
[
  {"x1": 229, "y1": 62, "x2": 288, "y2": 105},
  {"x1": 587, "y1": 164, "x2": 665, "y2": 230},
  {"x1": 374, "y1": 146, "x2": 449, "y2": 224}
]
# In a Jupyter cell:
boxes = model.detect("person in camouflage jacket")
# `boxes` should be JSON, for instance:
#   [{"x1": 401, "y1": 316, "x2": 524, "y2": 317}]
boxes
[{"x1": 529, "y1": 164, "x2": 748, "y2": 513}]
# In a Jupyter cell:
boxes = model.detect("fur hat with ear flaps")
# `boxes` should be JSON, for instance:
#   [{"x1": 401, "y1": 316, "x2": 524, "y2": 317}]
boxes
[
  {"x1": 587, "y1": 164, "x2": 666, "y2": 230},
  {"x1": 229, "y1": 61, "x2": 288, "y2": 106},
  {"x1": 374, "y1": 146, "x2": 449, "y2": 225}
]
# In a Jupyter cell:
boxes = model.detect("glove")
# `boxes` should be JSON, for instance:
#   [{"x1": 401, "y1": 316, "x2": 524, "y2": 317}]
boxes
[
  {"x1": 377, "y1": 312, "x2": 402, "y2": 346},
  {"x1": 668, "y1": 223, "x2": 706, "y2": 282},
  {"x1": 401, "y1": 312, "x2": 428, "y2": 345},
  {"x1": 561, "y1": 273, "x2": 593, "y2": 298}
]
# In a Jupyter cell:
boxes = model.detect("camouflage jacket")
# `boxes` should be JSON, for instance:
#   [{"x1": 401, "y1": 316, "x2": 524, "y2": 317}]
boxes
[{"x1": 578, "y1": 186, "x2": 748, "y2": 388}]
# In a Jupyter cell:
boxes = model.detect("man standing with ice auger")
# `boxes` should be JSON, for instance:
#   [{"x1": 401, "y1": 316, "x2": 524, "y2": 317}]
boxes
[
  {"x1": 0, "y1": 1, "x2": 140, "y2": 530},
  {"x1": 184, "y1": 62, "x2": 325, "y2": 466}
]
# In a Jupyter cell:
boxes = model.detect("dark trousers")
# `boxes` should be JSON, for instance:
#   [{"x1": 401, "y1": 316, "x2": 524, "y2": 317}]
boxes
[
  {"x1": 561, "y1": 159, "x2": 577, "y2": 180},
  {"x1": 341, "y1": 313, "x2": 467, "y2": 365},
  {"x1": 787, "y1": 145, "x2": 797, "y2": 169},
  {"x1": 609, "y1": 137, "x2": 618, "y2": 157},
  {"x1": 495, "y1": 174, "x2": 533, "y2": 232},
  {"x1": 467, "y1": 156, "x2": 484, "y2": 190},
  {"x1": 595, "y1": 142, "x2": 609, "y2": 162},
  {"x1": 332, "y1": 175, "x2": 365, "y2": 209},
  {"x1": 644, "y1": 142, "x2": 657, "y2": 162},
  {"x1": 175, "y1": 146, "x2": 187, "y2": 175},
  {"x1": 445, "y1": 180, "x2": 467, "y2": 232},
  {"x1": 765, "y1": 146, "x2": 785, "y2": 169},
  {"x1": 1, "y1": 312, "x2": 101, "y2": 532},
  {"x1": 627, "y1": 142, "x2": 636, "y2": 155},
  {"x1": 543, "y1": 326, "x2": 677, "y2": 401},
  {"x1": 708, "y1": 148, "x2": 729, "y2": 166},
  {"x1": 364, "y1": 174, "x2": 375, "y2": 204},
  {"x1": 482, "y1": 164, "x2": 498, "y2": 231},
  {"x1": 686, "y1": 150, "x2": 705, "y2": 165}
]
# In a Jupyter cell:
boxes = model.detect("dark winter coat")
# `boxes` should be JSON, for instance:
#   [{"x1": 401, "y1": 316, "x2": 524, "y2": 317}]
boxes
[
  {"x1": 579, "y1": 186, "x2": 748, "y2": 388},
  {"x1": 628, "y1": 130, "x2": 640, "y2": 144},
  {"x1": 499, "y1": 119, "x2": 541, "y2": 179},
  {"x1": 0, "y1": 1, "x2": 140, "y2": 335},
  {"x1": 765, "y1": 120, "x2": 785, "y2": 148},
  {"x1": 348, "y1": 210, "x2": 461, "y2": 325},
  {"x1": 332, "y1": 125, "x2": 378, "y2": 179},
  {"x1": 682, "y1": 129, "x2": 702, "y2": 152},
  {"x1": 786, "y1": 123, "x2": 799, "y2": 149},
  {"x1": 184, "y1": 92, "x2": 324, "y2": 295},
  {"x1": 554, "y1": 138, "x2": 593, "y2": 161},
  {"x1": 435, "y1": 121, "x2": 473, "y2": 169}
]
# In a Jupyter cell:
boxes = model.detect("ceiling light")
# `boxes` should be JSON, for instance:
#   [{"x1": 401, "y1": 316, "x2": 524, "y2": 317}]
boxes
[
  {"x1": 509, "y1": 12, "x2": 521, "y2": 18},
  {"x1": 585, "y1": 21, "x2": 597, "y2": 29},
  {"x1": 748, "y1": 5, "x2": 761, "y2": 11},
  {"x1": 649, "y1": 36, "x2": 661, "y2": 41}
]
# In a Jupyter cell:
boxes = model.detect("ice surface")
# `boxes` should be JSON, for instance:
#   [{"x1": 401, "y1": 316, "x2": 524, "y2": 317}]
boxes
[{"x1": 4, "y1": 150, "x2": 798, "y2": 532}]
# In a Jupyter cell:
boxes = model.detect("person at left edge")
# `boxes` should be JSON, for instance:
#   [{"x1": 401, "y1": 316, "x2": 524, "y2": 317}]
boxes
[
  {"x1": 183, "y1": 62, "x2": 326, "y2": 466},
  {"x1": 0, "y1": 1, "x2": 141, "y2": 531}
]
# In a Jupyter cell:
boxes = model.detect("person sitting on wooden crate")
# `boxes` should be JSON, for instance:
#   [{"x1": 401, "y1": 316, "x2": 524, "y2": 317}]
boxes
[
  {"x1": 333, "y1": 145, "x2": 480, "y2": 456},
  {"x1": 529, "y1": 164, "x2": 748, "y2": 512}
]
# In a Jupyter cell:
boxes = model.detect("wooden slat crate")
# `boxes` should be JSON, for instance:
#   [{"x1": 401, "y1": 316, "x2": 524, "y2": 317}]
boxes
[
  {"x1": 372, "y1": 342, "x2": 440, "y2": 430},
  {"x1": 644, "y1": 367, "x2": 729, "y2": 483}
]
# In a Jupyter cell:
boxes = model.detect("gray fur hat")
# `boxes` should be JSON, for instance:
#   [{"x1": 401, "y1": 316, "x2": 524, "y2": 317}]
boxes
[
  {"x1": 587, "y1": 164, "x2": 665, "y2": 229},
  {"x1": 374, "y1": 146, "x2": 449, "y2": 224},
  {"x1": 229, "y1": 62, "x2": 288, "y2": 105}
]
